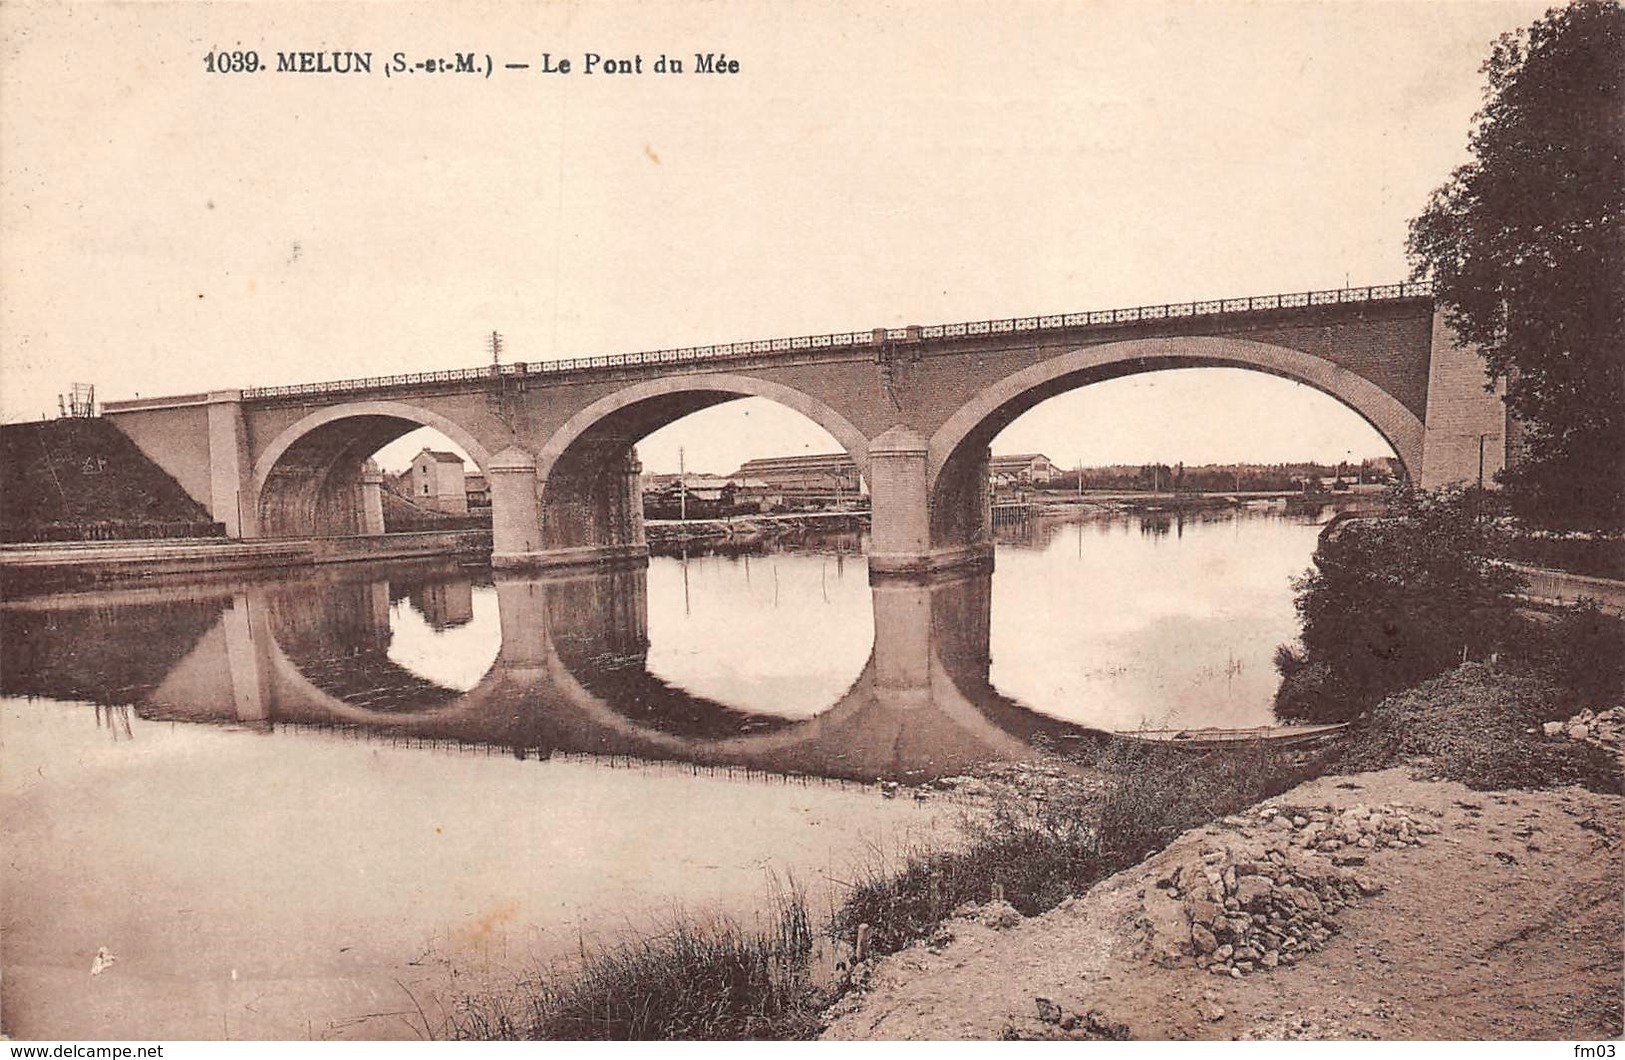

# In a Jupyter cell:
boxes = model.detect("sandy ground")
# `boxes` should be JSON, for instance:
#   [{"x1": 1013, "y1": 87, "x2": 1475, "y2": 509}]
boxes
[{"x1": 823, "y1": 767, "x2": 1624, "y2": 1041}]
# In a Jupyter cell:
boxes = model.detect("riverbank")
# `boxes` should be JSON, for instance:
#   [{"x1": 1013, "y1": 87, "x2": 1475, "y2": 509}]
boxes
[
  {"x1": 0, "y1": 530, "x2": 491, "y2": 593},
  {"x1": 434, "y1": 662, "x2": 1620, "y2": 1041},
  {"x1": 644, "y1": 511, "x2": 869, "y2": 547},
  {"x1": 821, "y1": 766, "x2": 1622, "y2": 1040},
  {"x1": 820, "y1": 663, "x2": 1621, "y2": 1040},
  {"x1": 1032, "y1": 489, "x2": 1386, "y2": 517}
]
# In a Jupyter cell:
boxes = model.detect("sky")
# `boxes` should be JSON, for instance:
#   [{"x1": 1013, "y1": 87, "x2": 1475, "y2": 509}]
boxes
[{"x1": 0, "y1": 1, "x2": 1546, "y2": 474}]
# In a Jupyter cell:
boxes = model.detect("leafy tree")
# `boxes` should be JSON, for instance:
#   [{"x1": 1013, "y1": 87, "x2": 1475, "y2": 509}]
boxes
[
  {"x1": 1406, "y1": 1, "x2": 1625, "y2": 530},
  {"x1": 1274, "y1": 486, "x2": 1524, "y2": 721}
]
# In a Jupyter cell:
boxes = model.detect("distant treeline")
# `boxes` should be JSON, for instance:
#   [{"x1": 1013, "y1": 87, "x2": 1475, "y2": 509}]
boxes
[{"x1": 1041, "y1": 459, "x2": 1397, "y2": 493}]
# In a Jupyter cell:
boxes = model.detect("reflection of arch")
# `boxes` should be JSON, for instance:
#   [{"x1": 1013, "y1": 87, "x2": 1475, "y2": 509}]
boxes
[
  {"x1": 536, "y1": 373, "x2": 872, "y2": 485},
  {"x1": 264, "y1": 632, "x2": 502, "y2": 726},
  {"x1": 929, "y1": 336, "x2": 1420, "y2": 489},
  {"x1": 259, "y1": 574, "x2": 493, "y2": 718},
  {"x1": 535, "y1": 564, "x2": 856, "y2": 744},
  {"x1": 251, "y1": 400, "x2": 496, "y2": 538}
]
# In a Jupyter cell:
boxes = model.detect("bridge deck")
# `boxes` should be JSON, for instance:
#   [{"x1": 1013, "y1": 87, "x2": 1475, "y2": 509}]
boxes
[{"x1": 202, "y1": 281, "x2": 1432, "y2": 406}]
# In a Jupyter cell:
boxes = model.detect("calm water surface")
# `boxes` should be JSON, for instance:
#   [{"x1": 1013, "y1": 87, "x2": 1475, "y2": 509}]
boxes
[{"x1": 0, "y1": 507, "x2": 1323, "y2": 1039}]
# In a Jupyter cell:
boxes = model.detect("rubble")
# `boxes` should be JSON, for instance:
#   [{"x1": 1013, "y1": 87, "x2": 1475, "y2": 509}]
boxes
[
  {"x1": 1003, "y1": 999, "x2": 1130, "y2": 1041},
  {"x1": 1139, "y1": 801, "x2": 1440, "y2": 979},
  {"x1": 1547, "y1": 706, "x2": 1623, "y2": 756}
]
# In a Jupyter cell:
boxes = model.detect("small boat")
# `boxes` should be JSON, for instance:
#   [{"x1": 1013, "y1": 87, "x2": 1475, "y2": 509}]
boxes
[{"x1": 1114, "y1": 722, "x2": 1348, "y2": 748}]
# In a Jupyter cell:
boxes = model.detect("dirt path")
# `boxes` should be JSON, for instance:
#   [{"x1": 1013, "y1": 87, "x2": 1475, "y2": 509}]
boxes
[{"x1": 822, "y1": 768, "x2": 1623, "y2": 1041}]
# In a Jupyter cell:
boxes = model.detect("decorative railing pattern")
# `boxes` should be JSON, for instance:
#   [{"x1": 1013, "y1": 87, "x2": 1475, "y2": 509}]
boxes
[{"x1": 242, "y1": 281, "x2": 1431, "y2": 401}]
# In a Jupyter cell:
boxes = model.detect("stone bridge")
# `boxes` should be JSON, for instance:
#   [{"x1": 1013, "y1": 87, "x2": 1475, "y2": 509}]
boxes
[{"x1": 101, "y1": 282, "x2": 1509, "y2": 576}]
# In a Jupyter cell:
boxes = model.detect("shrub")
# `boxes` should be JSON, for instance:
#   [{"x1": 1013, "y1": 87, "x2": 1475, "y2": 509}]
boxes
[
  {"x1": 1275, "y1": 485, "x2": 1524, "y2": 721},
  {"x1": 1515, "y1": 600, "x2": 1625, "y2": 709}
]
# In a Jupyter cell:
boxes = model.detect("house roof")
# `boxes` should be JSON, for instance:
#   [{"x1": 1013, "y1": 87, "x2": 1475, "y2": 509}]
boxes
[
  {"x1": 734, "y1": 453, "x2": 857, "y2": 473},
  {"x1": 644, "y1": 474, "x2": 738, "y2": 490},
  {"x1": 418, "y1": 449, "x2": 465, "y2": 464},
  {"x1": 989, "y1": 453, "x2": 1051, "y2": 466}
]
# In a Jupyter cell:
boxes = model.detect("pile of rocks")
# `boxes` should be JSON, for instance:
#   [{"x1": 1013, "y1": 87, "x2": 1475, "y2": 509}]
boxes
[
  {"x1": 1002, "y1": 999, "x2": 1129, "y2": 1041},
  {"x1": 1144, "y1": 802, "x2": 1439, "y2": 979},
  {"x1": 1542, "y1": 707, "x2": 1623, "y2": 754},
  {"x1": 1264, "y1": 802, "x2": 1440, "y2": 856}
]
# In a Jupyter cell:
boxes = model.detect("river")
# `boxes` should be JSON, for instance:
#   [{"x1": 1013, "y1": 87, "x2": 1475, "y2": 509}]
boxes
[{"x1": 0, "y1": 506, "x2": 1327, "y2": 1039}]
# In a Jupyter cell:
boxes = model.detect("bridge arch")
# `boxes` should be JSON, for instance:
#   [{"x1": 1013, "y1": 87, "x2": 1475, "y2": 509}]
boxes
[
  {"x1": 534, "y1": 372, "x2": 872, "y2": 555},
  {"x1": 925, "y1": 335, "x2": 1423, "y2": 552},
  {"x1": 251, "y1": 400, "x2": 496, "y2": 538}
]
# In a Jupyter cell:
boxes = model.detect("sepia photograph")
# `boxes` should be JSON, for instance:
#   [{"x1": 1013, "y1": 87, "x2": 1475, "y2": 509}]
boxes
[{"x1": 1, "y1": 0, "x2": 1620, "y2": 1049}]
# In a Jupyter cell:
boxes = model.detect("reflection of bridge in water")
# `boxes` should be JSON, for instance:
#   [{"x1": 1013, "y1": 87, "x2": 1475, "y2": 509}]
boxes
[{"x1": 2, "y1": 561, "x2": 1108, "y2": 781}]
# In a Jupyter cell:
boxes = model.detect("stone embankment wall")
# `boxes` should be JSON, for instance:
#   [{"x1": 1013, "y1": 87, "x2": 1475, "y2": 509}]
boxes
[{"x1": 1509, "y1": 563, "x2": 1625, "y2": 614}]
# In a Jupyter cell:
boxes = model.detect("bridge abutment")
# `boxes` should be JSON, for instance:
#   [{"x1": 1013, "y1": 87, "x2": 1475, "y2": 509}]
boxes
[
  {"x1": 1420, "y1": 311, "x2": 1510, "y2": 489},
  {"x1": 206, "y1": 391, "x2": 257, "y2": 538}
]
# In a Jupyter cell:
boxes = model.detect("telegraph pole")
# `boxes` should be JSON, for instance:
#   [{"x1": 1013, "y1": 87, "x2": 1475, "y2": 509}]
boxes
[{"x1": 679, "y1": 446, "x2": 687, "y2": 522}]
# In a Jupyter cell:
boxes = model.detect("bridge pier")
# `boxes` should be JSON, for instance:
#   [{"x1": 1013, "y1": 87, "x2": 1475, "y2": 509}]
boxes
[
  {"x1": 492, "y1": 445, "x2": 649, "y2": 570},
  {"x1": 867, "y1": 426, "x2": 993, "y2": 580},
  {"x1": 489, "y1": 446, "x2": 546, "y2": 568},
  {"x1": 359, "y1": 460, "x2": 386, "y2": 536}
]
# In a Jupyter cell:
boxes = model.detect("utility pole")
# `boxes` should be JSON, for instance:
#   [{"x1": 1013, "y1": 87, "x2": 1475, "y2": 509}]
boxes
[{"x1": 679, "y1": 446, "x2": 687, "y2": 522}]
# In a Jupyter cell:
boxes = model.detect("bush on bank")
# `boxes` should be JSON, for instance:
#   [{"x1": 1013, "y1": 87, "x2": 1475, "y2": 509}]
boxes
[{"x1": 1274, "y1": 485, "x2": 1525, "y2": 722}]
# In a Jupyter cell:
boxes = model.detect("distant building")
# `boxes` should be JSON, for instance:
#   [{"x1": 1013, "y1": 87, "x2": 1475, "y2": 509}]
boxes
[
  {"x1": 731, "y1": 453, "x2": 864, "y2": 501},
  {"x1": 465, "y1": 473, "x2": 490, "y2": 511},
  {"x1": 1361, "y1": 456, "x2": 1401, "y2": 483},
  {"x1": 989, "y1": 453, "x2": 1058, "y2": 487},
  {"x1": 641, "y1": 474, "x2": 751, "y2": 519},
  {"x1": 642, "y1": 474, "x2": 738, "y2": 504},
  {"x1": 728, "y1": 477, "x2": 783, "y2": 512},
  {"x1": 407, "y1": 448, "x2": 468, "y2": 514}
]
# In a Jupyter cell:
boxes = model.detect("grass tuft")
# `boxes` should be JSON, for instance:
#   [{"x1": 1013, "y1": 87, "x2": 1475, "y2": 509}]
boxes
[{"x1": 445, "y1": 892, "x2": 823, "y2": 1041}]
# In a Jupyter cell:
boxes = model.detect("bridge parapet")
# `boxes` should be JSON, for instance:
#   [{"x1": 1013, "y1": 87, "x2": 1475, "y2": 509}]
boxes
[{"x1": 236, "y1": 282, "x2": 1433, "y2": 405}]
